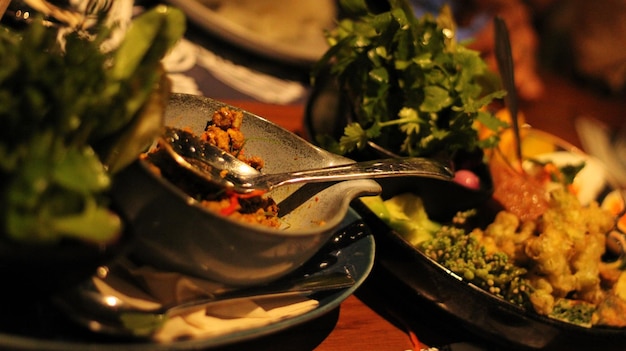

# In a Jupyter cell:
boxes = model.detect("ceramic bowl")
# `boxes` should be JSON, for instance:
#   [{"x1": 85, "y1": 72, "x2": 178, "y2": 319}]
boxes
[{"x1": 111, "y1": 94, "x2": 381, "y2": 286}]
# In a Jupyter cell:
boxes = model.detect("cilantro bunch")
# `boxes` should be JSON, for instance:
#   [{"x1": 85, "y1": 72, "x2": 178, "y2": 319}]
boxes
[
  {"x1": 312, "y1": 0, "x2": 506, "y2": 158},
  {"x1": 0, "y1": 6, "x2": 185, "y2": 245}
]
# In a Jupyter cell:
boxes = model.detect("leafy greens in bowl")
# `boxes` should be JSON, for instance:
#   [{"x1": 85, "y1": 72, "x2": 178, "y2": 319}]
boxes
[
  {"x1": 0, "y1": 5, "x2": 184, "y2": 245},
  {"x1": 307, "y1": 0, "x2": 503, "y2": 220},
  {"x1": 0, "y1": 5, "x2": 184, "y2": 295}
]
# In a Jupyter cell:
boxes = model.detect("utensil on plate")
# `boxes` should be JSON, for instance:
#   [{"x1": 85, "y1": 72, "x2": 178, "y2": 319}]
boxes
[
  {"x1": 155, "y1": 126, "x2": 455, "y2": 194},
  {"x1": 54, "y1": 264, "x2": 355, "y2": 338}
]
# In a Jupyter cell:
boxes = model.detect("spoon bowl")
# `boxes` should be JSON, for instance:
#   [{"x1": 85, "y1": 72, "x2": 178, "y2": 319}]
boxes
[{"x1": 157, "y1": 126, "x2": 260, "y2": 191}]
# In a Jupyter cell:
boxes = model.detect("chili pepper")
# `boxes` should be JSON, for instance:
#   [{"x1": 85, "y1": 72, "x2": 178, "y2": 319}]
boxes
[{"x1": 219, "y1": 189, "x2": 268, "y2": 216}]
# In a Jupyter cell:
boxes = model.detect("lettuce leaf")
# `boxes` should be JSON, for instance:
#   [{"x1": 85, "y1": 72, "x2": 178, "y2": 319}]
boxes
[{"x1": 0, "y1": 6, "x2": 185, "y2": 244}]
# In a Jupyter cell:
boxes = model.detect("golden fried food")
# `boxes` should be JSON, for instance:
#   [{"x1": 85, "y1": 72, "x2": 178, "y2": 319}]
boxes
[{"x1": 473, "y1": 185, "x2": 622, "y2": 325}]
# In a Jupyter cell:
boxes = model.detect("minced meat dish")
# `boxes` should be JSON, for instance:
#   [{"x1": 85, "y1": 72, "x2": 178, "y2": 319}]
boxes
[{"x1": 146, "y1": 107, "x2": 281, "y2": 228}]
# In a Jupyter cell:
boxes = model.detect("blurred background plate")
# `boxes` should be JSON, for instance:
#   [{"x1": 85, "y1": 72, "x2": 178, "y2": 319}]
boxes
[{"x1": 165, "y1": 0, "x2": 336, "y2": 66}]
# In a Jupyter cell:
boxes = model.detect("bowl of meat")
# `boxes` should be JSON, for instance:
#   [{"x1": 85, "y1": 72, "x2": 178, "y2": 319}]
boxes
[{"x1": 111, "y1": 94, "x2": 382, "y2": 286}]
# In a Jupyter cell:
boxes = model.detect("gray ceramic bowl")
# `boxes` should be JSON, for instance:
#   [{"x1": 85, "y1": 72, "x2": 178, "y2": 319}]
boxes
[{"x1": 111, "y1": 94, "x2": 381, "y2": 286}]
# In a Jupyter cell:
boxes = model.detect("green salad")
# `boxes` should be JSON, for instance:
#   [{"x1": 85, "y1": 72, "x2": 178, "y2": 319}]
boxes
[
  {"x1": 312, "y1": 0, "x2": 506, "y2": 158},
  {"x1": 0, "y1": 6, "x2": 185, "y2": 245}
]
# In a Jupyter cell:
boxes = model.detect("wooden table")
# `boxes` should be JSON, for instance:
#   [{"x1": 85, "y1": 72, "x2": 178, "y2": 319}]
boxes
[{"x1": 214, "y1": 72, "x2": 626, "y2": 351}]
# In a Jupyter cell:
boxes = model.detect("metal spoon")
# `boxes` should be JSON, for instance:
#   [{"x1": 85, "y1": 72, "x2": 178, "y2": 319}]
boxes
[
  {"x1": 54, "y1": 267, "x2": 355, "y2": 338},
  {"x1": 155, "y1": 126, "x2": 454, "y2": 194}
]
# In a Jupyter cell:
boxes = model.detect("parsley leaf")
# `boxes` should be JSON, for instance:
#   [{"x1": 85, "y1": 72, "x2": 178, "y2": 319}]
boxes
[{"x1": 312, "y1": 0, "x2": 506, "y2": 158}]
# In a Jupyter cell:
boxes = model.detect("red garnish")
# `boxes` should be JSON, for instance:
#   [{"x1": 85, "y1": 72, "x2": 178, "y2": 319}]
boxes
[
  {"x1": 219, "y1": 189, "x2": 268, "y2": 216},
  {"x1": 490, "y1": 151, "x2": 548, "y2": 222},
  {"x1": 220, "y1": 195, "x2": 240, "y2": 216}
]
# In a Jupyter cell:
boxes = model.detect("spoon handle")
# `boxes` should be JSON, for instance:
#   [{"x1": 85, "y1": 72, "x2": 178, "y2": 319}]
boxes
[
  {"x1": 166, "y1": 271, "x2": 354, "y2": 317},
  {"x1": 247, "y1": 157, "x2": 453, "y2": 192}
]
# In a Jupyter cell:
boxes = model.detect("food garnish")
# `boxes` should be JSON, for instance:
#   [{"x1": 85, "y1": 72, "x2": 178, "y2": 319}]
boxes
[
  {"x1": 311, "y1": 0, "x2": 506, "y2": 159},
  {"x1": 0, "y1": 6, "x2": 185, "y2": 245}
]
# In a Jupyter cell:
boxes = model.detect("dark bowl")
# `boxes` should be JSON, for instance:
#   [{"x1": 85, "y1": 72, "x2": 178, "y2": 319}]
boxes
[{"x1": 352, "y1": 197, "x2": 626, "y2": 351}]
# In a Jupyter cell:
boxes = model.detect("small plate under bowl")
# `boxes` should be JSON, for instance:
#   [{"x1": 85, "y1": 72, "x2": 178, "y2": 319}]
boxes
[{"x1": 0, "y1": 210, "x2": 375, "y2": 350}]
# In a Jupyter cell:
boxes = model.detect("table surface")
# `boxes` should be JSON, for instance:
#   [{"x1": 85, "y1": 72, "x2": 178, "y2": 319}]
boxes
[{"x1": 213, "y1": 71, "x2": 626, "y2": 351}]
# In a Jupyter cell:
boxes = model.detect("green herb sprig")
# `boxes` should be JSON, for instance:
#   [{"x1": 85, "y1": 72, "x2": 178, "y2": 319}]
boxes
[{"x1": 312, "y1": 0, "x2": 507, "y2": 158}]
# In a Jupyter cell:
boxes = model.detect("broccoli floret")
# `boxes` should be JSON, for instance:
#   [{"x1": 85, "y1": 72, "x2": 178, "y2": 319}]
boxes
[
  {"x1": 418, "y1": 225, "x2": 533, "y2": 307},
  {"x1": 550, "y1": 298, "x2": 594, "y2": 327},
  {"x1": 364, "y1": 193, "x2": 533, "y2": 307}
]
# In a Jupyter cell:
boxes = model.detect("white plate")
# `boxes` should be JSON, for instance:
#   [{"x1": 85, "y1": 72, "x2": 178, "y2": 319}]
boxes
[{"x1": 165, "y1": 0, "x2": 336, "y2": 66}]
